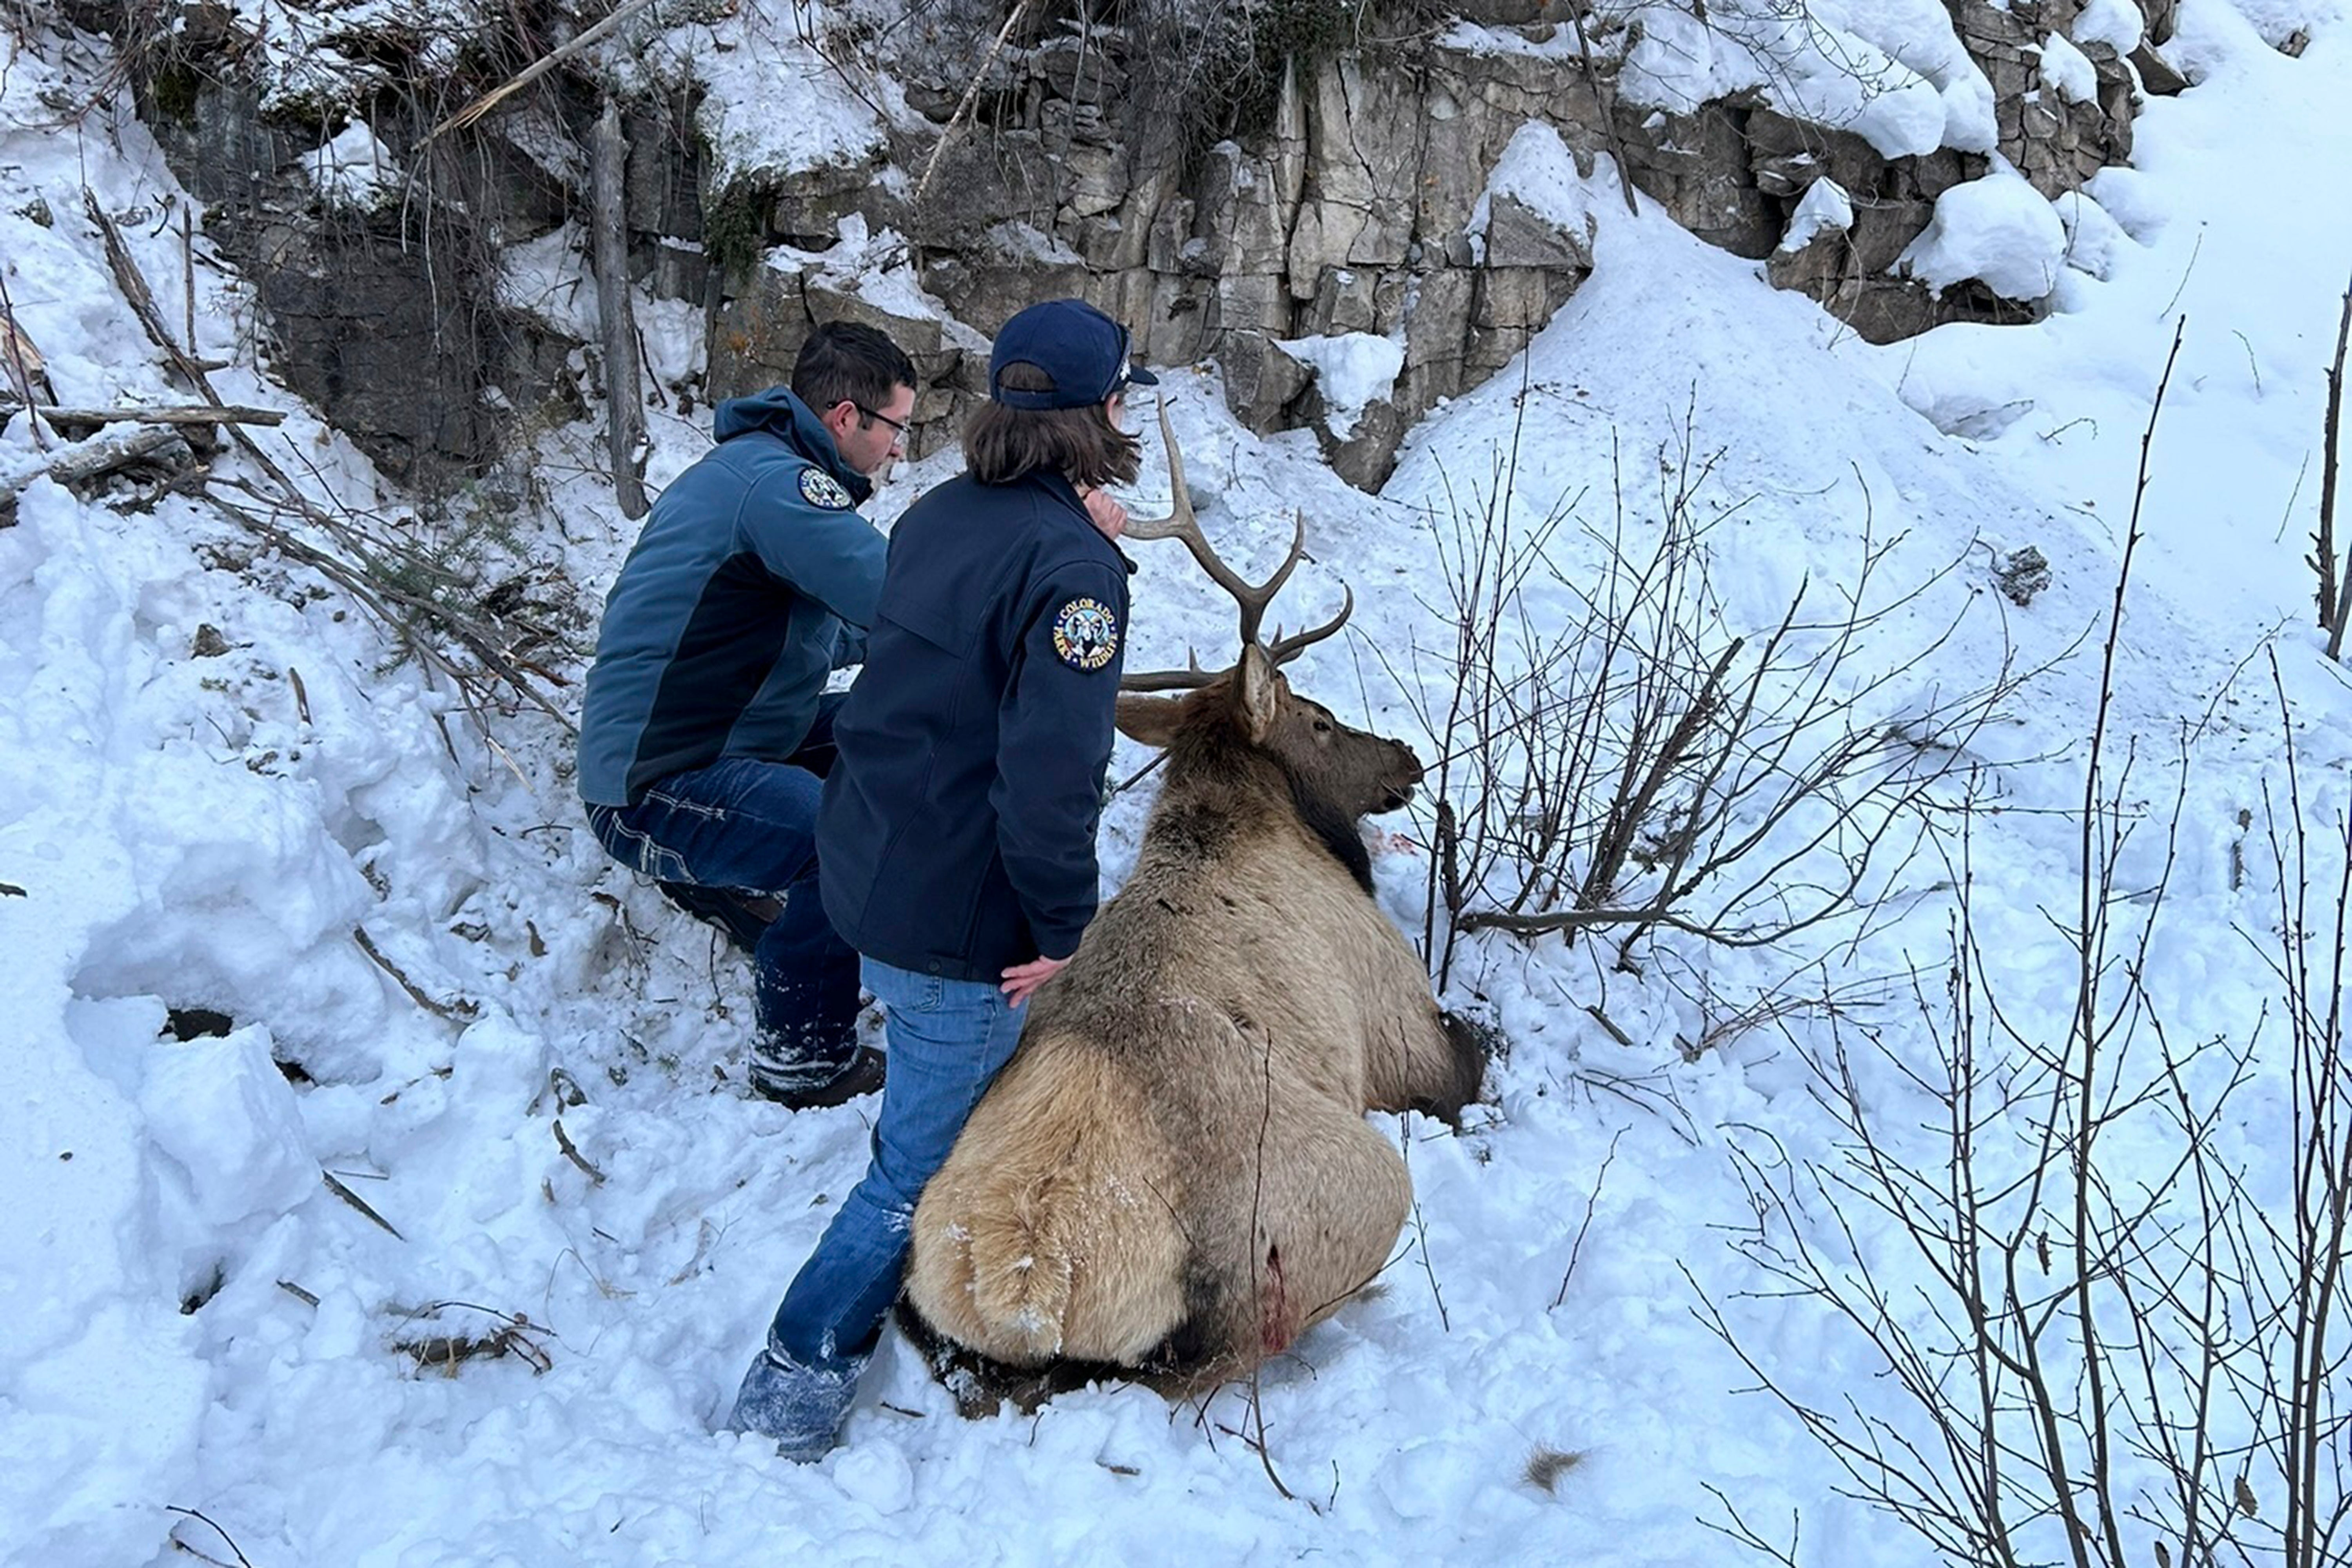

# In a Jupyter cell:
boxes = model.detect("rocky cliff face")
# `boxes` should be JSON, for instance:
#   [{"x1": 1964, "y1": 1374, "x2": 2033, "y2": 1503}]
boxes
[{"x1": 91, "y1": 0, "x2": 2178, "y2": 493}]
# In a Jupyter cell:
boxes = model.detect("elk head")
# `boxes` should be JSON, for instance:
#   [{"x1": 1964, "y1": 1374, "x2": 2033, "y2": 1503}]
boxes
[{"x1": 1118, "y1": 405, "x2": 1424, "y2": 823}]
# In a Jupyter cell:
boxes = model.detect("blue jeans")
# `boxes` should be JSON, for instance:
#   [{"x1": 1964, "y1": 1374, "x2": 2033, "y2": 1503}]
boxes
[
  {"x1": 762, "y1": 957, "x2": 1032, "y2": 1370},
  {"x1": 584, "y1": 701, "x2": 859, "y2": 1091}
]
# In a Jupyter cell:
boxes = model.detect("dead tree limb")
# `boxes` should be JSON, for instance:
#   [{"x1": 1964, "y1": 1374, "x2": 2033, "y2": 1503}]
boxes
[
  {"x1": 2, "y1": 425, "x2": 198, "y2": 526},
  {"x1": 913, "y1": 0, "x2": 1033, "y2": 206},
  {"x1": 424, "y1": 0, "x2": 666, "y2": 141},
  {"x1": 591, "y1": 100, "x2": 647, "y2": 521},
  {"x1": 1570, "y1": 5, "x2": 1642, "y2": 219},
  {"x1": 86, "y1": 190, "x2": 578, "y2": 731},
  {"x1": 0, "y1": 270, "x2": 51, "y2": 451},
  {"x1": 11, "y1": 403, "x2": 284, "y2": 428}
]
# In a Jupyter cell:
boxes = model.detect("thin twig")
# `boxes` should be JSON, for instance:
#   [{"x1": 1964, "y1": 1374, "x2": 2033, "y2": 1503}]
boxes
[
  {"x1": 353, "y1": 926, "x2": 470, "y2": 1020},
  {"x1": 165, "y1": 1506, "x2": 255, "y2": 1568},
  {"x1": 553, "y1": 1118, "x2": 608, "y2": 1185},
  {"x1": 322, "y1": 1171, "x2": 405, "y2": 1240},
  {"x1": 1551, "y1": 1128, "x2": 1624, "y2": 1308}
]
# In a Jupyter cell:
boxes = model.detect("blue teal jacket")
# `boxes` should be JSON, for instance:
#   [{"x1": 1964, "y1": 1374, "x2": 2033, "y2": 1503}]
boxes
[
  {"x1": 577, "y1": 388, "x2": 882, "y2": 808},
  {"x1": 817, "y1": 470, "x2": 1132, "y2": 981}
]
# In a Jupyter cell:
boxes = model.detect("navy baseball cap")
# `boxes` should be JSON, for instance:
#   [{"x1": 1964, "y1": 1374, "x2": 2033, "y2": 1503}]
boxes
[{"x1": 988, "y1": 298, "x2": 1160, "y2": 410}]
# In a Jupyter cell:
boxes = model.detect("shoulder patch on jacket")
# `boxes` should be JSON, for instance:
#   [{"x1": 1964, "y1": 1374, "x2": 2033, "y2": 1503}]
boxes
[
  {"x1": 799, "y1": 467, "x2": 855, "y2": 510},
  {"x1": 1051, "y1": 597, "x2": 1120, "y2": 672}
]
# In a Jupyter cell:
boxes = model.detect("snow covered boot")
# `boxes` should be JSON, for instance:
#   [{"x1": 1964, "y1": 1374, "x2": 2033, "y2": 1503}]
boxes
[{"x1": 725, "y1": 1342, "x2": 862, "y2": 1463}]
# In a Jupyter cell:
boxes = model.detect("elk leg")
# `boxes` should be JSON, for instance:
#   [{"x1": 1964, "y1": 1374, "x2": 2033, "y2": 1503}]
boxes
[
  {"x1": 1214, "y1": 1106, "x2": 1410, "y2": 1363},
  {"x1": 1362, "y1": 1005, "x2": 1490, "y2": 1128}
]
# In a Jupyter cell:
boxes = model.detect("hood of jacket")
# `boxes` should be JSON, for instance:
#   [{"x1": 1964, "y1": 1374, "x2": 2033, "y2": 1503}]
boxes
[{"x1": 711, "y1": 386, "x2": 875, "y2": 506}]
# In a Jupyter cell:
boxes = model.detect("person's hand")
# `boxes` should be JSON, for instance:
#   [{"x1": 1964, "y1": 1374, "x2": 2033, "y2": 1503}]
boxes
[
  {"x1": 1000, "y1": 953, "x2": 1070, "y2": 1006},
  {"x1": 1080, "y1": 486, "x2": 1127, "y2": 541}
]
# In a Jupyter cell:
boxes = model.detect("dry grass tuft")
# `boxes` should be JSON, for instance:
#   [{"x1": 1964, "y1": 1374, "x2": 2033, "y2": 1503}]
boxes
[{"x1": 1523, "y1": 1445, "x2": 1585, "y2": 1494}]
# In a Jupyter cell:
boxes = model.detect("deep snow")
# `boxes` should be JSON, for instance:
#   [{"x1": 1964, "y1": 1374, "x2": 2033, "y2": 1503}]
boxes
[{"x1": 4, "y1": 1, "x2": 2350, "y2": 1564}]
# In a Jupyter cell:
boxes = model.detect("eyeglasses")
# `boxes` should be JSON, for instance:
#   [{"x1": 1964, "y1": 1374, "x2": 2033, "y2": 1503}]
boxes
[{"x1": 855, "y1": 403, "x2": 911, "y2": 442}]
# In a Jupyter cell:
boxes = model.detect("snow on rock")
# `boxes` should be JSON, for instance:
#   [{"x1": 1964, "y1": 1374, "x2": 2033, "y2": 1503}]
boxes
[
  {"x1": 301, "y1": 120, "x2": 400, "y2": 212},
  {"x1": 1468, "y1": 122, "x2": 1607, "y2": 258},
  {"x1": 1777, "y1": 178, "x2": 1856, "y2": 252},
  {"x1": 1613, "y1": 0, "x2": 1972, "y2": 157},
  {"x1": 2036, "y1": 32, "x2": 2102, "y2": 103},
  {"x1": 1898, "y1": 169, "x2": 2069, "y2": 300},
  {"x1": 668, "y1": 22, "x2": 893, "y2": 191},
  {"x1": 1824, "y1": 0, "x2": 2003, "y2": 151},
  {"x1": 2074, "y1": 0, "x2": 2147, "y2": 53},
  {"x1": 2082, "y1": 163, "x2": 2168, "y2": 241},
  {"x1": 1276, "y1": 332, "x2": 1405, "y2": 440}
]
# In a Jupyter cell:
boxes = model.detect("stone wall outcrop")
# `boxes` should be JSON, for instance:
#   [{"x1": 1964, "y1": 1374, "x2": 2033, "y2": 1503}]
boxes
[{"x1": 98, "y1": 0, "x2": 2181, "y2": 492}]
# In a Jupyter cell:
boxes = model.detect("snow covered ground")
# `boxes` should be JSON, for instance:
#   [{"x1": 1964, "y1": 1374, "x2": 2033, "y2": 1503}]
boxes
[{"x1": 4, "y1": 2, "x2": 2348, "y2": 1563}]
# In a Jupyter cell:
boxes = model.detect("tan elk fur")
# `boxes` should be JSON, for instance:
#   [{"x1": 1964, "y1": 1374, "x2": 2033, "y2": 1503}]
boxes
[{"x1": 905, "y1": 645, "x2": 1484, "y2": 1388}]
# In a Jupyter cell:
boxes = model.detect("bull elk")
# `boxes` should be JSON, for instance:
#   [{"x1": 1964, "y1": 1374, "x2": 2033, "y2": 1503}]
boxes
[{"x1": 901, "y1": 408, "x2": 1488, "y2": 1404}]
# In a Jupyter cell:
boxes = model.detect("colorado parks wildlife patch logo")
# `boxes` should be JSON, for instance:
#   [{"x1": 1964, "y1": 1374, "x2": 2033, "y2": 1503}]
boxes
[
  {"x1": 798, "y1": 467, "x2": 854, "y2": 510},
  {"x1": 1051, "y1": 597, "x2": 1119, "y2": 672}
]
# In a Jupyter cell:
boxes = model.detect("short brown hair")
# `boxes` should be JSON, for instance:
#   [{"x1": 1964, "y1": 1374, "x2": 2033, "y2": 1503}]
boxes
[
  {"x1": 963, "y1": 364, "x2": 1142, "y2": 489},
  {"x1": 792, "y1": 321, "x2": 917, "y2": 416}
]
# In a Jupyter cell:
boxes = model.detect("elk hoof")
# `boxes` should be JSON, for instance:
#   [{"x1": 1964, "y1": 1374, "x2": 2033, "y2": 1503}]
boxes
[{"x1": 1420, "y1": 1010, "x2": 1500, "y2": 1128}]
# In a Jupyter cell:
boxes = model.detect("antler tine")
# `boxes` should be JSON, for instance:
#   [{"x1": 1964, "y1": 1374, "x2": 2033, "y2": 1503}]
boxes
[
  {"x1": 1265, "y1": 583, "x2": 1354, "y2": 668},
  {"x1": 1118, "y1": 648, "x2": 1219, "y2": 693},
  {"x1": 1125, "y1": 403, "x2": 1308, "y2": 649}
]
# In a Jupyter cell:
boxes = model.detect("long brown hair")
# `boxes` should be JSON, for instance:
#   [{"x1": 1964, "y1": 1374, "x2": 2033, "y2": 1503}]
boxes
[{"x1": 963, "y1": 364, "x2": 1142, "y2": 489}]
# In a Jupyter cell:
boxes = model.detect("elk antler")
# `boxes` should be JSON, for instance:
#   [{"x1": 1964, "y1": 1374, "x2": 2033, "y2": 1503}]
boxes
[
  {"x1": 1264, "y1": 584, "x2": 1353, "y2": 668},
  {"x1": 1121, "y1": 402, "x2": 1353, "y2": 688},
  {"x1": 1125, "y1": 401, "x2": 1306, "y2": 649}
]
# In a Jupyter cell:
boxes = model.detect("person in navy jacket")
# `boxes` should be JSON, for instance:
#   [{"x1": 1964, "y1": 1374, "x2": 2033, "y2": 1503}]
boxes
[
  {"x1": 726, "y1": 298, "x2": 1152, "y2": 1459},
  {"x1": 578, "y1": 323, "x2": 916, "y2": 1108}
]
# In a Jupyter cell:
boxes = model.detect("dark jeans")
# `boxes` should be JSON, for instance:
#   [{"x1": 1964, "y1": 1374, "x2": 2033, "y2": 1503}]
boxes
[{"x1": 584, "y1": 700, "x2": 859, "y2": 1092}]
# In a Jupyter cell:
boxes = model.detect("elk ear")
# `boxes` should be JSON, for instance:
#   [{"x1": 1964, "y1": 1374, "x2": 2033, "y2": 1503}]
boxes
[
  {"x1": 1235, "y1": 644, "x2": 1279, "y2": 743},
  {"x1": 1114, "y1": 693, "x2": 1185, "y2": 749}
]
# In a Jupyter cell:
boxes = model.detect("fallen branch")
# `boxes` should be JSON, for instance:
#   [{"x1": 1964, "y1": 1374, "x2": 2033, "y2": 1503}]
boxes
[
  {"x1": 390, "y1": 1302, "x2": 554, "y2": 1375},
  {"x1": 83, "y1": 189, "x2": 578, "y2": 733},
  {"x1": 164, "y1": 1505, "x2": 255, "y2": 1568},
  {"x1": 0, "y1": 274, "x2": 51, "y2": 451},
  {"x1": 425, "y1": 0, "x2": 666, "y2": 141},
  {"x1": 354, "y1": 926, "x2": 474, "y2": 1020},
  {"x1": 913, "y1": 0, "x2": 1033, "y2": 207},
  {"x1": 11, "y1": 402, "x2": 284, "y2": 428},
  {"x1": 2, "y1": 425, "x2": 198, "y2": 526},
  {"x1": 31, "y1": 423, "x2": 192, "y2": 484}
]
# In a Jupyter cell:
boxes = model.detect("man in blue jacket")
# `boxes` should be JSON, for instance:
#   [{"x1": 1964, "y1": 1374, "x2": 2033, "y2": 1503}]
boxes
[
  {"x1": 578, "y1": 322, "x2": 917, "y2": 1109},
  {"x1": 725, "y1": 298, "x2": 1152, "y2": 1459}
]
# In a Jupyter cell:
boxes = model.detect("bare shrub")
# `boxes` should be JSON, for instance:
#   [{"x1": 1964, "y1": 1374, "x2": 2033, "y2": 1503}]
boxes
[
  {"x1": 1690, "y1": 328, "x2": 2352, "y2": 1568},
  {"x1": 1376, "y1": 389, "x2": 2036, "y2": 989}
]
